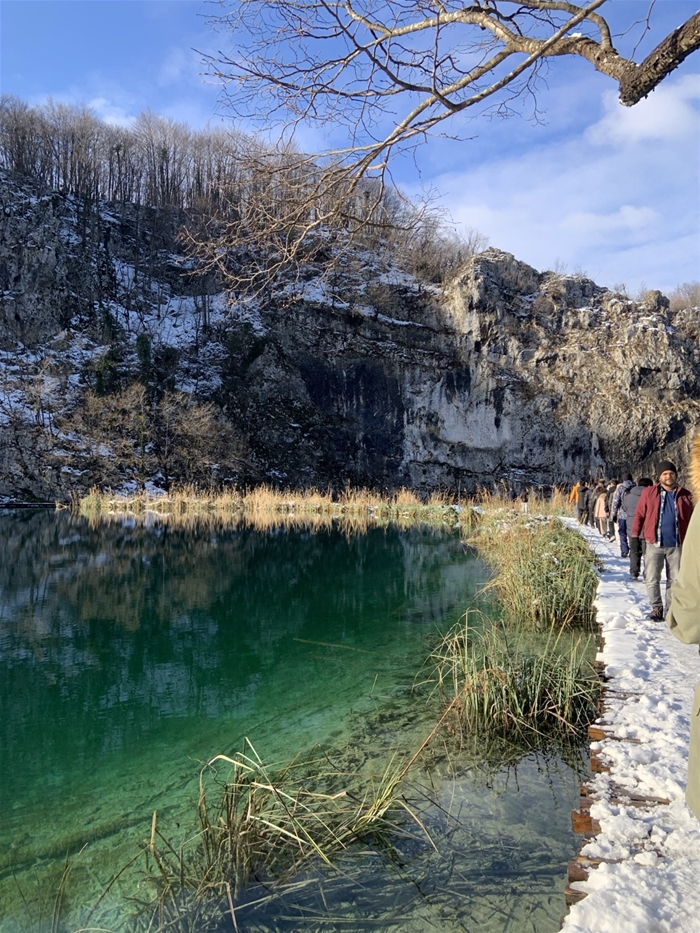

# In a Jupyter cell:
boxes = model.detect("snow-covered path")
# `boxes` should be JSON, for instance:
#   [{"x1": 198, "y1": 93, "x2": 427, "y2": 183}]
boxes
[{"x1": 561, "y1": 522, "x2": 700, "y2": 933}]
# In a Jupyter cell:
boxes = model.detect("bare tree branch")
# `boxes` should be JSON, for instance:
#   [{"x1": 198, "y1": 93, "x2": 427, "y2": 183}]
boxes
[
  {"x1": 186, "y1": 0, "x2": 700, "y2": 295},
  {"x1": 618, "y1": 10, "x2": 700, "y2": 104},
  {"x1": 204, "y1": 0, "x2": 700, "y2": 170}
]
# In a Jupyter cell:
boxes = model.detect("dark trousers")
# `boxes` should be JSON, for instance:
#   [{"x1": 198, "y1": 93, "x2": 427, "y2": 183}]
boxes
[
  {"x1": 629, "y1": 536, "x2": 645, "y2": 577},
  {"x1": 618, "y1": 518, "x2": 630, "y2": 556},
  {"x1": 577, "y1": 508, "x2": 588, "y2": 524}
]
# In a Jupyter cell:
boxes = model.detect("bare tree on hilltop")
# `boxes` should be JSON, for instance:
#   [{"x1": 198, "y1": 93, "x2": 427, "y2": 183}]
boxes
[
  {"x1": 0, "y1": 96, "x2": 477, "y2": 290},
  {"x1": 2, "y1": 3, "x2": 697, "y2": 296},
  {"x1": 183, "y1": 0, "x2": 699, "y2": 291}
]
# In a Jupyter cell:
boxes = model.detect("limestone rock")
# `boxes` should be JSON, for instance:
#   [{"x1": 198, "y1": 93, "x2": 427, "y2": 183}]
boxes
[{"x1": 1, "y1": 170, "x2": 698, "y2": 500}]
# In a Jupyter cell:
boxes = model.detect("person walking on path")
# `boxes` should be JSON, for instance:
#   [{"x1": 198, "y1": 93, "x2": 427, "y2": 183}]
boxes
[
  {"x1": 632, "y1": 460, "x2": 694, "y2": 620},
  {"x1": 605, "y1": 478, "x2": 618, "y2": 540},
  {"x1": 586, "y1": 482, "x2": 599, "y2": 528},
  {"x1": 611, "y1": 473, "x2": 636, "y2": 558},
  {"x1": 520, "y1": 488, "x2": 529, "y2": 514},
  {"x1": 667, "y1": 432, "x2": 700, "y2": 820},
  {"x1": 592, "y1": 482, "x2": 609, "y2": 535},
  {"x1": 624, "y1": 478, "x2": 653, "y2": 580},
  {"x1": 576, "y1": 480, "x2": 590, "y2": 524}
]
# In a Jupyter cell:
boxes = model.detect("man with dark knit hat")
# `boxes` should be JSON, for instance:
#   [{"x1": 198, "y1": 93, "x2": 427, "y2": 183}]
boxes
[{"x1": 632, "y1": 460, "x2": 694, "y2": 620}]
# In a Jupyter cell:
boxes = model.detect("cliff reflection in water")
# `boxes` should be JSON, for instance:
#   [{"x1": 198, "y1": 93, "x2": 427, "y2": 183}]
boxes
[{"x1": 0, "y1": 510, "x2": 488, "y2": 816}]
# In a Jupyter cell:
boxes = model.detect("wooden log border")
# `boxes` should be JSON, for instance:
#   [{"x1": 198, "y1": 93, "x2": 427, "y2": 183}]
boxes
[{"x1": 561, "y1": 633, "x2": 670, "y2": 915}]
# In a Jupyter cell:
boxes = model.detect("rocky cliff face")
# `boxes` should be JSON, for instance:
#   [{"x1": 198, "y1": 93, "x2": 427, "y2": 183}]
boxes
[
  {"x1": 1, "y1": 169, "x2": 698, "y2": 500},
  {"x1": 234, "y1": 252, "x2": 699, "y2": 492}
]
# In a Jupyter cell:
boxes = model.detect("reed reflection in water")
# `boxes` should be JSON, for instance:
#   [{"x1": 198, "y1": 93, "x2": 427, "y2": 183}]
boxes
[{"x1": 0, "y1": 510, "x2": 582, "y2": 933}]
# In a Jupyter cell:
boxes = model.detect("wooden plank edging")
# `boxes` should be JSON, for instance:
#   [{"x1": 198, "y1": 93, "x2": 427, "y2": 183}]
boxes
[{"x1": 563, "y1": 683, "x2": 671, "y2": 914}]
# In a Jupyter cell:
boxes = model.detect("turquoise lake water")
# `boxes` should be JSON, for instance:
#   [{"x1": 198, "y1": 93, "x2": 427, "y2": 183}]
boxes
[{"x1": 0, "y1": 511, "x2": 585, "y2": 932}]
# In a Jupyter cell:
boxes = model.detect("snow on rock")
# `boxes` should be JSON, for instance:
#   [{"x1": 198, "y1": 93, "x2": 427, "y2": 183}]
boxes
[{"x1": 561, "y1": 522, "x2": 700, "y2": 933}]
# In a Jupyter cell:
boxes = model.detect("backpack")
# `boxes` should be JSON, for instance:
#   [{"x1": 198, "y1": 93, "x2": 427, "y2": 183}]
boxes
[{"x1": 622, "y1": 486, "x2": 639, "y2": 518}]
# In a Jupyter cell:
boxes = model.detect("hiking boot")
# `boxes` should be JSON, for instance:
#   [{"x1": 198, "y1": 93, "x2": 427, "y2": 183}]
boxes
[
  {"x1": 630, "y1": 573, "x2": 639, "y2": 580},
  {"x1": 621, "y1": 551, "x2": 629, "y2": 558},
  {"x1": 648, "y1": 607, "x2": 664, "y2": 621}
]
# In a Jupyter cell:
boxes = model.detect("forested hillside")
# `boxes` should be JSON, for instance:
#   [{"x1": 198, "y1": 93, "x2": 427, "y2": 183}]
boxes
[{"x1": 1, "y1": 100, "x2": 699, "y2": 502}]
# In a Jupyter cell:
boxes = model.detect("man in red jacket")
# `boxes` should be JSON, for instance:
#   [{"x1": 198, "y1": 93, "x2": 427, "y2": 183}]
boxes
[{"x1": 632, "y1": 460, "x2": 694, "y2": 620}]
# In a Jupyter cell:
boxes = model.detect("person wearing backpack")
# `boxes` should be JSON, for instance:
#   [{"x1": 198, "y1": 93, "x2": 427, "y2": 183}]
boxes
[
  {"x1": 611, "y1": 473, "x2": 636, "y2": 557},
  {"x1": 624, "y1": 478, "x2": 653, "y2": 580}
]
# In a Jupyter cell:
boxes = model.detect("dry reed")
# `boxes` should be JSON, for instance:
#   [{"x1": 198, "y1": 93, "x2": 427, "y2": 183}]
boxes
[
  {"x1": 74, "y1": 484, "x2": 475, "y2": 534},
  {"x1": 125, "y1": 740, "x2": 427, "y2": 932},
  {"x1": 468, "y1": 512, "x2": 599, "y2": 631},
  {"x1": 429, "y1": 613, "x2": 599, "y2": 745}
]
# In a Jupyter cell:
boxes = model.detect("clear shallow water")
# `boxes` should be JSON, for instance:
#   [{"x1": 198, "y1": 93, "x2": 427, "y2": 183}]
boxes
[{"x1": 0, "y1": 511, "x2": 584, "y2": 932}]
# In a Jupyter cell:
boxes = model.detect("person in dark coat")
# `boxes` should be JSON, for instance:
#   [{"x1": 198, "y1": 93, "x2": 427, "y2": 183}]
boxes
[
  {"x1": 611, "y1": 473, "x2": 636, "y2": 557},
  {"x1": 624, "y1": 478, "x2": 653, "y2": 580},
  {"x1": 576, "y1": 480, "x2": 589, "y2": 524},
  {"x1": 520, "y1": 487, "x2": 530, "y2": 514},
  {"x1": 585, "y1": 483, "x2": 599, "y2": 527},
  {"x1": 632, "y1": 460, "x2": 694, "y2": 620}
]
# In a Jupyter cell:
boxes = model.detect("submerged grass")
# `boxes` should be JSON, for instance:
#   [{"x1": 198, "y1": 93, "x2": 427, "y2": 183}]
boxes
[{"x1": 120, "y1": 740, "x2": 427, "y2": 932}]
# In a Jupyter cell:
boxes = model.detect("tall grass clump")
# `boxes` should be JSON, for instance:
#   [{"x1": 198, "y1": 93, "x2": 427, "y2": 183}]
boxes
[
  {"x1": 75, "y1": 485, "x2": 243, "y2": 527},
  {"x1": 197, "y1": 743, "x2": 413, "y2": 895},
  {"x1": 470, "y1": 514, "x2": 600, "y2": 631},
  {"x1": 430, "y1": 617, "x2": 599, "y2": 746}
]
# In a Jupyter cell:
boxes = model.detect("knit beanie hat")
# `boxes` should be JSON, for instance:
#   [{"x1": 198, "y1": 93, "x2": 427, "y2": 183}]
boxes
[
  {"x1": 657, "y1": 460, "x2": 677, "y2": 476},
  {"x1": 623, "y1": 473, "x2": 633, "y2": 481}
]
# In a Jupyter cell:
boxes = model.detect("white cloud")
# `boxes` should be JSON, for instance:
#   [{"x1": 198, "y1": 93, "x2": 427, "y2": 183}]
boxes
[
  {"x1": 422, "y1": 73, "x2": 700, "y2": 294},
  {"x1": 586, "y1": 73, "x2": 700, "y2": 147},
  {"x1": 157, "y1": 45, "x2": 207, "y2": 91},
  {"x1": 560, "y1": 205, "x2": 659, "y2": 238},
  {"x1": 87, "y1": 97, "x2": 136, "y2": 128}
]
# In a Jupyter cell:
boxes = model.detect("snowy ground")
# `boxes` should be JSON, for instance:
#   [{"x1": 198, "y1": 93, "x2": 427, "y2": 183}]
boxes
[{"x1": 561, "y1": 521, "x2": 700, "y2": 933}]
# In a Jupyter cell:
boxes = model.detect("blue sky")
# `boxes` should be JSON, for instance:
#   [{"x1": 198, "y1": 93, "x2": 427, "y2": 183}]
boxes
[{"x1": 1, "y1": 0, "x2": 699, "y2": 294}]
